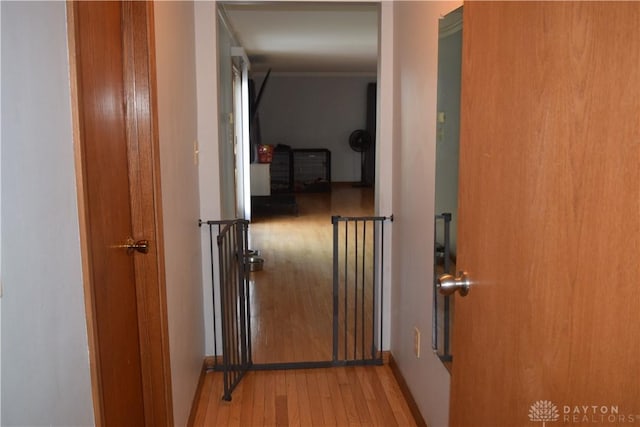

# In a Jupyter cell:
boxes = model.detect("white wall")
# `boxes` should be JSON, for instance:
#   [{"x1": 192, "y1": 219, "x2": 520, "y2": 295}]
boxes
[
  {"x1": 390, "y1": 2, "x2": 461, "y2": 427},
  {"x1": 195, "y1": 1, "x2": 225, "y2": 356},
  {"x1": 376, "y1": 0, "x2": 394, "y2": 354},
  {"x1": 153, "y1": 2, "x2": 204, "y2": 425},
  {"x1": 0, "y1": 3, "x2": 3, "y2": 420},
  {"x1": 255, "y1": 74, "x2": 375, "y2": 182},
  {"x1": 0, "y1": 2, "x2": 94, "y2": 425},
  {"x1": 217, "y1": 13, "x2": 237, "y2": 220}
]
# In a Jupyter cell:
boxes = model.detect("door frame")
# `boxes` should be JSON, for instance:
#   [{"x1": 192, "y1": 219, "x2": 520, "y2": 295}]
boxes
[{"x1": 67, "y1": 2, "x2": 173, "y2": 425}]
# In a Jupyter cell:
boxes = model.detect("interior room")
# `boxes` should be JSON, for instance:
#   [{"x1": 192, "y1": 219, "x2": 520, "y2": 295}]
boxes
[
  {"x1": 4, "y1": 2, "x2": 638, "y2": 427},
  {"x1": 212, "y1": 2, "x2": 382, "y2": 366}
]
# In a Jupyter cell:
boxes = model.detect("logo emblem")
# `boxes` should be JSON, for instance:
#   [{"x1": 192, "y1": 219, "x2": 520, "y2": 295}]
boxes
[{"x1": 529, "y1": 400, "x2": 560, "y2": 426}]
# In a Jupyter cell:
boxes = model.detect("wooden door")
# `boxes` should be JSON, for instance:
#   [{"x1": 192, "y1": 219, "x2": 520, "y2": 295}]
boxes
[
  {"x1": 450, "y1": 2, "x2": 640, "y2": 426},
  {"x1": 69, "y1": 2, "x2": 172, "y2": 426}
]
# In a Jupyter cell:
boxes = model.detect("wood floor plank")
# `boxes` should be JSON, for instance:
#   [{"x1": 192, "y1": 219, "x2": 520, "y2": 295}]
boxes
[
  {"x1": 264, "y1": 371, "x2": 277, "y2": 427},
  {"x1": 339, "y1": 382, "x2": 361, "y2": 425},
  {"x1": 305, "y1": 370, "x2": 325, "y2": 426},
  {"x1": 204, "y1": 373, "x2": 224, "y2": 427},
  {"x1": 193, "y1": 366, "x2": 418, "y2": 427},
  {"x1": 327, "y1": 368, "x2": 350, "y2": 426},
  {"x1": 239, "y1": 372, "x2": 255, "y2": 427},
  {"x1": 377, "y1": 366, "x2": 417, "y2": 427},
  {"x1": 213, "y1": 399, "x2": 230, "y2": 427},
  {"x1": 191, "y1": 371, "x2": 213, "y2": 426},
  {"x1": 315, "y1": 369, "x2": 337, "y2": 426},
  {"x1": 347, "y1": 367, "x2": 373, "y2": 426},
  {"x1": 226, "y1": 379, "x2": 244, "y2": 427},
  {"x1": 252, "y1": 370, "x2": 266, "y2": 426},
  {"x1": 364, "y1": 367, "x2": 399, "y2": 427},
  {"x1": 295, "y1": 369, "x2": 313, "y2": 426}
]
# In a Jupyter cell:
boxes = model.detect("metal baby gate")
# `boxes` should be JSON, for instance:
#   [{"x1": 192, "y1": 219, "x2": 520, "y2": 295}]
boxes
[{"x1": 200, "y1": 214, "x2": 392, "y2": 400}]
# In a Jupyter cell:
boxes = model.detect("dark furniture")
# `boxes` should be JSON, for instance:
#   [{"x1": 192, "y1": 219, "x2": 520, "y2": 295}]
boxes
[
  {"x1": 269, "y1": 148, "x2": 331, "y2": 194},
  {"x1": 292, "y1": 149, "x2": 331, "y2": 193}
]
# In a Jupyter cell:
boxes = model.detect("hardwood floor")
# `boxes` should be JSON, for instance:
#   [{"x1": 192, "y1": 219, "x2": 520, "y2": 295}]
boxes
[
  {"x1": 247, "y1": 184, "x2": 374, "y2": 364},
  {"x1": 191, "y1": 365, "x2": 418, "y2": 427},
  {"x1": 192, "y1": 185, "x2": 420, "y2": 426}
]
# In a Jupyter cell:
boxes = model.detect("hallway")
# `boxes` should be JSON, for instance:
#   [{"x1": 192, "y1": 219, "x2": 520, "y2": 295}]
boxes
[{"x1": 248, "y1": 184, "x2": 374, "y2": 363}]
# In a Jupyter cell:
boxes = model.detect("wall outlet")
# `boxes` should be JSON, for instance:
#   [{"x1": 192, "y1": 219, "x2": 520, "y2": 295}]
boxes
[
  {"x1": 193, "y1": 140, "x2": 199, "y2": 165},
  {"x1": 414, "y1": 326, "x2": 421, "y2": 358}
]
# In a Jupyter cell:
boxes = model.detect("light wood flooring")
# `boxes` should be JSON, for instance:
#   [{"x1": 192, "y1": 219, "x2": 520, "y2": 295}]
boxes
[
  {"x1": 247, "y1": 184, "x2": 374, "y2": 363},
  {"x1": 191, "y1": 364, "x2": 418, "y2": 427},
  {"x1": 192, "y1": 185, "x2": 419, "y2": 426}
]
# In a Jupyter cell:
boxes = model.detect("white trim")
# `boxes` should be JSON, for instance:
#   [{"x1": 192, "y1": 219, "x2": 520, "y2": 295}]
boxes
[{"x1": 231, "y1": 46, "x2": 251, "y2": 70}]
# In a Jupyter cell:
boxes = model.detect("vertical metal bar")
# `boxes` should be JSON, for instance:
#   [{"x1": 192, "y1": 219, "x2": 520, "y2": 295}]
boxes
[
  {"x1": 233, "y1": 228, "x2": 240, "y2": 376},
  {"x1": 343, "y1": 220, "x2": 348, "y2": 360},
  {"x1": 224, "y1": 234, "x2": 236, "y2": 392},
  {"x1": 332, "y1": 216, "x2": 339, "y2": 362},
  {"x1": 236, "y1": 222, "x2": 248, "y2": 370},
  {"x1": 432, "y1": 216, "x2": 439, "y2": 353},
  {"x1": 234, "y1": 227, "x2": 241, "y2": 378},
  {"x1": 353, "y1": 220, "x2": 358, "y2": 360},
  {"x1": 225, "y1": 231, "x2": 234, "y2": 392},
  {"x1": 443, "y1": 213, "x2": 451, "y2": 274},
  {"x1": 243, "y1": 222, "x2": 252, "y2": 366},
  {"x1": 443, "y1": 213, "x2": 451, "y2": 359},
  {"x1": 378, "y1": 220, "x2": 384, "y2": 357},
  {"x1": 228, "y1": 252, "x2": 234, "y2": 393},
  {"x1": 361, "y1": 220, "x2": 367, "y2": 360},
  {"x1": 230, "y1": 230, "x2": 238, "y2": 386},
  {"x1": 218, "y1": 230, "x2": 231, "y2": 400},
  {"x1": 371, "y1": 220, "x2": 378, "y2": 360},
  {"x1": 208, "y1": 224, "x2": 218, "y2": 368}
]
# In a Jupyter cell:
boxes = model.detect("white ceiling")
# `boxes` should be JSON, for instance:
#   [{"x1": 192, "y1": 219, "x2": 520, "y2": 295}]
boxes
[{"x1": 220, "y1": 3, "x2": 380, "y2": 74}]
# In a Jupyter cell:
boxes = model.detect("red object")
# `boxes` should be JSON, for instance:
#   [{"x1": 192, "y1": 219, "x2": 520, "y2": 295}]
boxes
[{"x1": 257, "y1": 145, "x2": 273, "y2": 163}]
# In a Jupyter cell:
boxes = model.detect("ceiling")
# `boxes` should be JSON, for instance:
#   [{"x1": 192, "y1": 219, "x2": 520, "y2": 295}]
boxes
[{"x1": 220, "y1": 3, "x2": 380, "y2": 74}]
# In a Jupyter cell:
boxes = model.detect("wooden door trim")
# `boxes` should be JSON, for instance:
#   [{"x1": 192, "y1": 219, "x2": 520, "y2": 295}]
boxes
[
  {"x1": 67, "y1": 2, "x2": 173, "y2": 426},
  {"x1": 66, "y1": 3, "x2": 104, "y2": 424}
]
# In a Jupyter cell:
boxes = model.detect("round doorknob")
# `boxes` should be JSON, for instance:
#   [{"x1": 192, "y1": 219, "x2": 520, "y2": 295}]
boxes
[{"x1": 437, "y1": 271, "x2": 470, "y2": 296}]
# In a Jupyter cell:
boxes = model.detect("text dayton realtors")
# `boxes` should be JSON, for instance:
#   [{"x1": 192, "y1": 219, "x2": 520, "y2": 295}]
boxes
[{"x1": 562, "y1": 405, "x2": 637, "y2": 424}]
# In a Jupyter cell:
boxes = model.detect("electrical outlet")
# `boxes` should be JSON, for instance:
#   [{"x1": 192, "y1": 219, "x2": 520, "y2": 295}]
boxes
[
  {"x1": 414, "y1": 327, "x2": 421, "y2": 358},
  {"x1": 193, "y1": 140, "x2": 199, "y2": 165}
]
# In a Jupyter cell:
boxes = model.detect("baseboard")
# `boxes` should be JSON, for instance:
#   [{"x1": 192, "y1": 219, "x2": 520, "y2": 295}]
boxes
[
  {"x1": 186, "y1": 356, "x2": 221, "y2": 427},
  {"x1": 388, "y1": 354, "x2": 429, "y2": 427}
]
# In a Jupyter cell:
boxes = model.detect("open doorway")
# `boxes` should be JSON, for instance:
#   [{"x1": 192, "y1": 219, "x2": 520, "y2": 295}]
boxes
[{"x1": 217, "y1": 2, "x2": 380, "y2": 365}]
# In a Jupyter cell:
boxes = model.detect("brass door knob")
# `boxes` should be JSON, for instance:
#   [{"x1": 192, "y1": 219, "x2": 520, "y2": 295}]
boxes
[{"x1": 115, "y1": 237, "x2": 150, "y2": 255}]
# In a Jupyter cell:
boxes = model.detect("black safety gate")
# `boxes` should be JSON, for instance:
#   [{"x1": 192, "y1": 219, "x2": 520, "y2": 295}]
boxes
[
  {"x1": 201, "y1": 214, "x2": 392, "y2": 400},
  {"x1": 331, "y1": 215, "x2": 393, "y2": 365},
  {"x1": 200, "y1": 219, "x2": 251, "y2": 401}
]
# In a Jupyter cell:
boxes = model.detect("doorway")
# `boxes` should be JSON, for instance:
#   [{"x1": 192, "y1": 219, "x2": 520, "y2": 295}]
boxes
[
  {"x1": 215, "y1": 2, "x2": 382, "y2": 366},
  {"x1": 68, "y1": 2, "x2": 172, "y2": 425}
]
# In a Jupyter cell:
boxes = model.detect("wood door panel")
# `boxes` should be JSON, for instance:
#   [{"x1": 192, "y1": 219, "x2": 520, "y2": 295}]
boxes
[
  {"x1": 451, "y1": 2, "x2": 640, "y2": 426},
  {"x1": 71, "y1": 2, "x2": 174, "y2": 425},
  {"x1": 74, "y1": 2, "x2": 146, "y2": 425}
]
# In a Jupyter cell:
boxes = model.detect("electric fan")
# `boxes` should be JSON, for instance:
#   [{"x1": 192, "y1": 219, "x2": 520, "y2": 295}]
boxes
[{"x1": 349, "y1": 129, "x2": 372, "y2": 187}]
